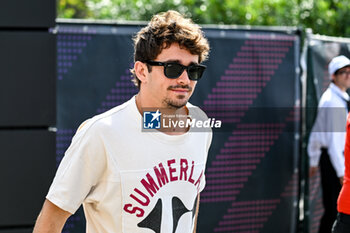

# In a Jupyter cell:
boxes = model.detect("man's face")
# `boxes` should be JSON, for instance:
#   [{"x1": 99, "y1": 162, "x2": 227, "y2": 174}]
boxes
[
  {"x1": 333, "y1": 66, "x2": 350, "y2": 91},
  {"x1": 142, "y1": 43, "x2": 199, "y2": 109}
]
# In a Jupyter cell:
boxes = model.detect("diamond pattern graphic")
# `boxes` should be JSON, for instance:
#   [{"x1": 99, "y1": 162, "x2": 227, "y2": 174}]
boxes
[
  {"x1": 97, "y1": 65, "x2": 138, "y2": 114},
  {"x1": 57, "y1": 33, "x2": 94, "y2": 81},
  {"x1": 199, "y1": 34, "x2": 299, "y2": 232},
  {"x1": 214, "y1": 199, "x2": 280, "y2": 232}
]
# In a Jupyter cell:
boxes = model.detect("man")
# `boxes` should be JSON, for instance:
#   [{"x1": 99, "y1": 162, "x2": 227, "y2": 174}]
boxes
[
  {"x1": 33, "y1": 10, "x2": 211, "y2": 233},
  {"x1": 332, "y1": 112, "x2": 350, "y2": 232},
  {"x1": 308, "y1": 55, "x2": 350, "y2": 233}
]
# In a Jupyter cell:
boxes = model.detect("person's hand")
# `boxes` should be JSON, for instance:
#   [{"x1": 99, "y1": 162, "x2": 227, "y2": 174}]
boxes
[
  {"x1": 309, "y1": 166, "x2": 318, "y2": 177},
  {"x1": 340, "y1": 176, "x2": 344, "y2": 185}
]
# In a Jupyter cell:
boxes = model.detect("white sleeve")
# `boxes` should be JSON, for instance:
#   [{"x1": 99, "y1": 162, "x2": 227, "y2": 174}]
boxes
[
  {"x1": 198, "y1": 130, "x2": 212, "y2": 193},
  {"x1": 307, "y1": 131, "x2": 322, "y2": 167},
  {"x1": 46, "y1": 121, "x2": 107, "y2": 214},
  {"x1": 328, "y1": 132, "x2": 346, "y2": 177},
  {"x1": 307, "y1": 108, "x2": 325, "y2": 167},
  {"x1": 327, "y1": 106, "x2": 346, "y2": 177},
  {"x1": 206, "y1": 130, "x2": 213, "y2": 154}
]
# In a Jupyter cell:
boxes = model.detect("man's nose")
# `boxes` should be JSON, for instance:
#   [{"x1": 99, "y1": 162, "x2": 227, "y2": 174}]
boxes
[{"x1": 176, "y1": 69, "x2": 191, "y2": 84}]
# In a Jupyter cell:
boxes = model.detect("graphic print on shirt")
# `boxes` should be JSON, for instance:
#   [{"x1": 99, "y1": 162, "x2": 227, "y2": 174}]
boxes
[
  {"x1": 137, "y1": 198, "x2": 162, "y2": 233},
  {"x1": 172, "y1": 195, "x2": 198, "y2": 233},
  {"x1": 121, "y1": 157, "x2": 204, "y2": 233},
  {"x1": 137, "y1": 196, "x2": 198, "y2": 233}
]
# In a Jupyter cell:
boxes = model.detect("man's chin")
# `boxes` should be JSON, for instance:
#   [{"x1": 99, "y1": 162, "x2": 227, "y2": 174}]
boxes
[
  {"x1": 164, "y1": 98, "x2": 188, "y2": 109},
  {"x1": 168, "y1": 102, "x2": 187, "y2": 109}
]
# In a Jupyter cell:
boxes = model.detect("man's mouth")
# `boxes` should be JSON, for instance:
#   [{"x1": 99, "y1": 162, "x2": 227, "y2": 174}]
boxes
[
  {"x1": 168, "y1": 85, "x2": 192, "y2": 93},
  {"x1": 171, "y1": 88, "x2": 190, "y2": 93}
]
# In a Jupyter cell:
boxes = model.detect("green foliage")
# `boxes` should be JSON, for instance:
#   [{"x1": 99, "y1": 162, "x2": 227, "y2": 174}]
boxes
[
  {"x1": 58, "y1": 0, "x2": 92, "y2": 18},
  {"x1": 57, "y1": 0, "x2": 350, "y2": 37}
]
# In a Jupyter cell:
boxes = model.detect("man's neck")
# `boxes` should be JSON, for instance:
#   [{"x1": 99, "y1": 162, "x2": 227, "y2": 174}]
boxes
[
  {"x1": 135, "y1": 94, "x2": 190, "y2": 135},
  {"x1": 332, "y1": 81, "x2": 347, "y2": 92}
]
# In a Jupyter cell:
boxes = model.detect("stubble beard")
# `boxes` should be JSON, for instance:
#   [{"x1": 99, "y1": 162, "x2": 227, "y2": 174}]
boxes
[
  {"x1": 163, "y1": 95, "x2": 188, "y2": 109},
  {"x1": 164, "y1": 85, "x2": 193, "y2": 109}
]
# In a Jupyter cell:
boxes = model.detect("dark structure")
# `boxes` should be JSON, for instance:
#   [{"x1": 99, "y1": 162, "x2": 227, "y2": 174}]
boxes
[{"x1": 0, "y1": 0, "x2": 56, "y2": 232}]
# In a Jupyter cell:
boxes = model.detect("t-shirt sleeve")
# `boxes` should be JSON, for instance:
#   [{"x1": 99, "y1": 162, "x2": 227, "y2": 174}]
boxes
[
  {"x1": 325, "y1": 104, "x2": 346, "y2": 177},
  {"x1": 198, "y1": 130, "x2": 213, "y2": 193},
  {"x1": 46, "y1": 120, "x2": 107, "y2": 214},
  {"x1": 206, "y1": 130, "x2": 213, "y2": 154}
]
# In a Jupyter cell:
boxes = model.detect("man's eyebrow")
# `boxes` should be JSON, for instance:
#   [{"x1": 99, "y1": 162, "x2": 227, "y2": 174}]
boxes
[
  {"x1": 163, "y1": 59, "x2": 181, "y2": 63},
  {"x1": 164, "y1": 59, "x2": 199, "y2": 65}
]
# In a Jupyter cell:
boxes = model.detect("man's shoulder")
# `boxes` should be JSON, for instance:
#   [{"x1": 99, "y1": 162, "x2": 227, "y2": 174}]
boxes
[
  {"x1": 77, "y1": 97, "x2": 136, "y2": 133},
  {"x1": 187, "y1": 102, "x2": 213, "y2": 135},
  {"x1": 96, "y1": 99, "x2": 133, "y2": 120},
  {"x1": 187, "y1": 102, "x2": 208, "y2": 119},
  {"x1": 319, "y1": 87, "x2": 342, "y2": 107}
]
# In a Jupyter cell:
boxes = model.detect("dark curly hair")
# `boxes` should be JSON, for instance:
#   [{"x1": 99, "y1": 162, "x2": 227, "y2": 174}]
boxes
[{"x1": 130, "y1": 10, "x2": 210, "y2": 88}]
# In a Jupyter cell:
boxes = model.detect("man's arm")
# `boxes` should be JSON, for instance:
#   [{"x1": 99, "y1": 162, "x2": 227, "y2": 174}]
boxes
[
  {"x1": 192, "y1": 194, "x2": 200, "y2": 233},
  {"x1": 33, "y1": 199, "x2": 71, "y2": 233}
]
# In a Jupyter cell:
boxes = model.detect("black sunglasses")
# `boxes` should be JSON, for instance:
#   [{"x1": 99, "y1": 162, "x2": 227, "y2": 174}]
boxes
[{"x1": 145, "y1": 61, "x2": 206, "y2": 81}]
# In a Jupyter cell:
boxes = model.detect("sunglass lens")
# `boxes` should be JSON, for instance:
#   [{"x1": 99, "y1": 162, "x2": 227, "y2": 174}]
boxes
[
  {"x1": 188, "y1": 66, "x2": 205, "y2": 80},
  {"x1": 165, "y1": 63, "x2": 184, "y2": 79}
]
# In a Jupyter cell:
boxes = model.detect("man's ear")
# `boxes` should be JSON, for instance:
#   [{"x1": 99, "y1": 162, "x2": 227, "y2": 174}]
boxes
[{"x1": 134, "y1": 61, "x2": 149, "y2": 84}]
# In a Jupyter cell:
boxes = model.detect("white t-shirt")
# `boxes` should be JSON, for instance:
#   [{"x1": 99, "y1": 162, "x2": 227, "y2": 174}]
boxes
[{"x1": 46, "y1": 96, "x2": 212, "y2": 233}]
